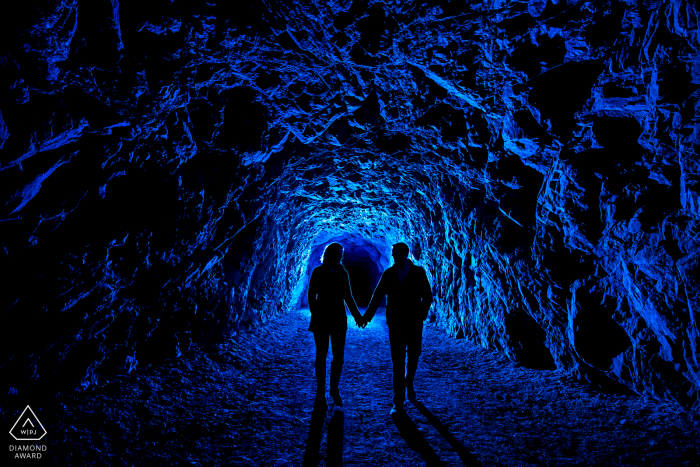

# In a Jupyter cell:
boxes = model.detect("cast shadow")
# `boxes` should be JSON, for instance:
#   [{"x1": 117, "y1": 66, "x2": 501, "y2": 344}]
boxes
[
  {"x1": 327, "y1": 409, "x2": 344, "y2": 466},
  {"x1": 303, "y1": 397, "x2": 345, "y2": 466},
  {"x1": 411, "y1": 400, "x2": 483, "y2": 466},
  {"x1": 303, "y1": 397, "x2": 327, "y2": 466},
  {"x1": 391, "y1": 410, "x2": 444, "y2": 466}
]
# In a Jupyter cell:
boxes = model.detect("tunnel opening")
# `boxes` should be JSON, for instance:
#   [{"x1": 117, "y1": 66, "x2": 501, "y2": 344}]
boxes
[{"x1": 298, "y1": 233, "x2": 391, "y2": 309}]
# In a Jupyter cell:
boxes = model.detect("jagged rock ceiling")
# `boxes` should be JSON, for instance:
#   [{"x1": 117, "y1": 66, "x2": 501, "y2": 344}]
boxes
[{"x1": 1, "y1": 0, "x2": 700, "y2": 411}]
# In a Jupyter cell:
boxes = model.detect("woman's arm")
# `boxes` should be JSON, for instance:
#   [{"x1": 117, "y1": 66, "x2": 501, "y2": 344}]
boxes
[
  {"x1": 308, "y1": 268, "x2": 319, "y2": 315},
  {"x1": 343, "y1": 270, "x2": 362, "y2": 322},
  {"x1": 364, "y1": 271, "x2": 388, "y2": 324}
]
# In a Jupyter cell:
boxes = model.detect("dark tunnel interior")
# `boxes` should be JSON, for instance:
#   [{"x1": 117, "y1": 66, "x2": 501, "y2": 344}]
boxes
[
  {"x1": 301, "y1": 235, "x2": 387, "y2": 308},
  {"x1": 343, "y1": 263, "x2": 375, "y2": 307},
  {"x1": 2, "y1": 0, "x2": 700, "y2": 464}
]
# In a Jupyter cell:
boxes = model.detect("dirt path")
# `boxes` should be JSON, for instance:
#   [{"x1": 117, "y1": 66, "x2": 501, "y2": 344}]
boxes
[{"x1": 42, "y1": 308, "x2": 700, "y2": 465}]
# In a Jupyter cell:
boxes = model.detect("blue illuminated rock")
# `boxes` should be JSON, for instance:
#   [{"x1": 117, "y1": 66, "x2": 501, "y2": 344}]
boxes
[{"x1": 1, "y1": 0, "x2": 699, "y2": 411}]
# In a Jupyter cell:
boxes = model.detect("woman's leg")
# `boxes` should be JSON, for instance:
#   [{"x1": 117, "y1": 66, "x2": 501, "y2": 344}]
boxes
[
  {"x1": 329, "y1": 329, "x2": 347, "y2": 401},
  {"x1": 313, "y1": 332, "x2": 330, "y2": 395}
]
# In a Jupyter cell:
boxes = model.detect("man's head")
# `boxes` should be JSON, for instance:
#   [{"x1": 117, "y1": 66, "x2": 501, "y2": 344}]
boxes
[
  {"x1": 322, "y1": 242, "x2": 344, "y2": 266},
  {"x1": 391, "y1": 242, "x2": 409, "y2": 266}
]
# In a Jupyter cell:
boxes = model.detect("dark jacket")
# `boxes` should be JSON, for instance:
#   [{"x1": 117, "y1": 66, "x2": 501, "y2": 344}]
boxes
[
  {"x1": 307, "y1": 263, "x2": 361, "y2": 333},
  {"x1": 366, "y1": 260, "x2": 433, "y2": 327}
]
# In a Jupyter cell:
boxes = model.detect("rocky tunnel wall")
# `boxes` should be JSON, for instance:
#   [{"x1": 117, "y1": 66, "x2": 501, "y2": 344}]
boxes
[{"x1": 1, "y1": 0, "x2": 700, "y2": 411}]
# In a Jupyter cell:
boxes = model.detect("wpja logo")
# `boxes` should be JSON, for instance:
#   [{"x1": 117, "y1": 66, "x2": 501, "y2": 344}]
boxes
[
  {"x1": 8, "y1": 406, "x2": 48, "y2": 460},
  {"x1": 10, "y1": 406, "x2": 46, "y2": 441}
]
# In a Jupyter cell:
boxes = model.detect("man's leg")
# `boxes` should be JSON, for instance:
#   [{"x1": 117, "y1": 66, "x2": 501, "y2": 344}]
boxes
[
  {"x1": 405, "y1": 322, "x2": 424, "y2": 400},
  {"x1": 388, "y1": 326, "x2": 407, "y2": 410},
  {"x1": 329, "y1": 329, "x2": 347, "y2": 405},
  {"x1": 313, "y1": 332, "x2": 330, "y2": 396}
]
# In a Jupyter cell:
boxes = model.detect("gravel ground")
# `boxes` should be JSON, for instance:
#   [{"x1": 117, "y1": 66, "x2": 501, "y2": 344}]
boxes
[{"x1": 36, "y1": 308, "x2": 700, "y2": 465}]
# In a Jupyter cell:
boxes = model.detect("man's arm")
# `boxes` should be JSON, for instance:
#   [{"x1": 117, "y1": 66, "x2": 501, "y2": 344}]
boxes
[
  {"x1": 419, "y1": 268, "x2": 433, "y2": 321},
  {"x1": 364, "y1": 271, "x2": 388, "y2": 324}
]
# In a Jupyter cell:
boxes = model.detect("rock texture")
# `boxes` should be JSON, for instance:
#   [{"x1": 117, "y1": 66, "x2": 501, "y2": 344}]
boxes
[
  {"x1": 44, "y1": 309, "x2": 700, "y2": 465},
  {"x1": 2, "y1": 0, "x2": 700, "y2": 410}
]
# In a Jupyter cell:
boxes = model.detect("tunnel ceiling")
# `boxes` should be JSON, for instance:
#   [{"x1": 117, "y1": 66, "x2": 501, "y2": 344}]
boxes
[{"x1": 2, "y1": 1, "x2": 700, "y2": 410}]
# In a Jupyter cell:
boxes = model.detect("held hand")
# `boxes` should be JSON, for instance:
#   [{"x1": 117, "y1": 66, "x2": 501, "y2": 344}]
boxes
[
  {"x1": 355, "y1": 315, "x2": 369, "y2": 329},
  {"x1": 354, "y1": 315, "x2": 365, "y2": 328},
  {"x1": 360, "y1": 315, "x2": 369, "y2": 329}
]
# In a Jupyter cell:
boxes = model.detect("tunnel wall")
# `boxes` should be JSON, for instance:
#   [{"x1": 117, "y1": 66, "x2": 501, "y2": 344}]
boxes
[{"x1": 1, "y1": 0, "x2": 700, "y2": 410}]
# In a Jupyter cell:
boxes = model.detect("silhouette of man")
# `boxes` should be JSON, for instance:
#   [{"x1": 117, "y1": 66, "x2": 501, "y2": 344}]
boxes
[
  {"x1": 362, "y1": 242, "x2": 433, "y2": 414},
  {"x1": 308, "y1": 242, "x2": 363, "y2": 406}
]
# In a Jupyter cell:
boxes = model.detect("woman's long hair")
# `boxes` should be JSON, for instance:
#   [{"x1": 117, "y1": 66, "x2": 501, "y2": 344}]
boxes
[{"x1": 321, "y1": 242, "x2": 343, "y2": 264}]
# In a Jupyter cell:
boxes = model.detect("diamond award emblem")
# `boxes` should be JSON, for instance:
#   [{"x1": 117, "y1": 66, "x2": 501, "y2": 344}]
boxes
[{"x1": 9, "y1": 406, "x2": 47, "y2": 441}]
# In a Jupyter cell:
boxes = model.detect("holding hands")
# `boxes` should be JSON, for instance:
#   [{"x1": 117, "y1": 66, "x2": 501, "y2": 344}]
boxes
[
  {"x1": 354, "y1": 310, "x2": 374, "y2": 329},
  {"x1": 354, "y1": 313, "x2": 370, "y2": 329}
]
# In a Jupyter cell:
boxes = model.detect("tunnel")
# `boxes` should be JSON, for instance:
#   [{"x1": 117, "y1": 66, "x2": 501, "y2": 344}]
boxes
[
  {"x1": 299, "y1": 234, "x2": 389, "y2": 308},
  {"x1": 1, "y1": 0, "x2": 700, "y2": 464}
]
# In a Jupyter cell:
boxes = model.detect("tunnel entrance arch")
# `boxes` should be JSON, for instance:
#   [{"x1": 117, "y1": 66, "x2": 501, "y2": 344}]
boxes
[{"x1": 298, "y1": 234, "x2": 391, "y2": 309}]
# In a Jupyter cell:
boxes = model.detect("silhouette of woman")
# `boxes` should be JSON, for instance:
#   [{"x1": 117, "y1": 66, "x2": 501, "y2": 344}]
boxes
[{"x1": 308, "y1": 242, "x2": 364, "y2": 406}]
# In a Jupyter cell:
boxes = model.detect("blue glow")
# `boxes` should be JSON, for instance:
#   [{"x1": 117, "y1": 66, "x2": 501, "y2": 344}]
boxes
[{"x1": 0, "y1": 0, "x2": 698, "y2": 421}]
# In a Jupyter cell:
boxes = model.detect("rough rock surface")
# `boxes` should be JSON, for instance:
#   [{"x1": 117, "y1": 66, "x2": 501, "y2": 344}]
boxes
[
  {"x1": 16, "y1": 309, "x2": 700, "y2": 465},
  {"x1": 2, "y1": 0, "x2": 700, "y2": 412}
]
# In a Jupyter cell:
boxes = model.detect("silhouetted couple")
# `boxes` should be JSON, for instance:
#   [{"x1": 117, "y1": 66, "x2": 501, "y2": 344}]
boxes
[{"x1": 307, "y1": 242, "x2": 433, "y2": 414}]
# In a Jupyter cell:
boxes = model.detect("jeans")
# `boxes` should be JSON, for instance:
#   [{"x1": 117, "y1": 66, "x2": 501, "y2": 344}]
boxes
[{"x1": 388, "y1": 322, "x2": 424, "y2": 406}]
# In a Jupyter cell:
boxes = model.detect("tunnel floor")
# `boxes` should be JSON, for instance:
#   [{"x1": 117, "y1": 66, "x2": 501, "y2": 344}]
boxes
[{"x1": 49, "y1": 309, "x2": 700, "y2": 466}]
